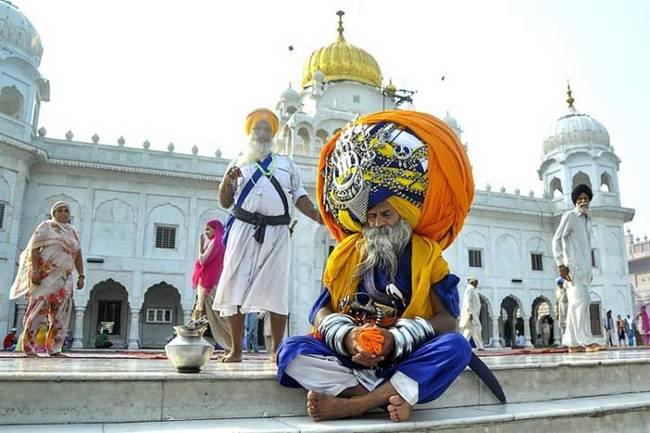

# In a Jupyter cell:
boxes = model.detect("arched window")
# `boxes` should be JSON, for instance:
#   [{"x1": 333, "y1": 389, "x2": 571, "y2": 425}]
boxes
[
  {"x1": 0, "y1": 86, "x2": 23, "y2": 119},
  {"x1": 600, "y1": 172, "x2": 613, "y2": 193},
  {"x1": 549, "y1": 177, "x2": 563, "y2": 200},
  {"x1": 572, "y1": 171, "x2": 592, "y2": 191},
  {"x1": 297, "y1": 127, "x2": 311, "y2": 149},
  {"x1": 316, "y1": 129, "x2": 329, "y2": 143}
]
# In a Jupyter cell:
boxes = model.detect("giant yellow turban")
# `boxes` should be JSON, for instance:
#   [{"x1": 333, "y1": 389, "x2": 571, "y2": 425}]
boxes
[
  {"x1": 317, "y1": 110, "x2": 474, "y2": 319},
  {"x1": 244, "y1": 108, "x2": 279, "y2": 136}
]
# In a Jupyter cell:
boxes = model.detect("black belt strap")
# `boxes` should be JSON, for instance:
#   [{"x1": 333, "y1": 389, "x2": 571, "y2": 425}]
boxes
[{"x1": 231, "y1": 169, "x2": 290, "y2": 244}]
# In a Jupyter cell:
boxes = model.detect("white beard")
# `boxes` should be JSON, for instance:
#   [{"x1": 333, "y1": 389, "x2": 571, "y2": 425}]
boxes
[
  {"x1": 577, "y1": 204, "x2": 589, "y2": 215},
  {"x1": 355, "y1": 218, "x2": 412, "y2": 281},
  {"x1": 240, "y1": 138, "x2": 276, "y2": 165}
]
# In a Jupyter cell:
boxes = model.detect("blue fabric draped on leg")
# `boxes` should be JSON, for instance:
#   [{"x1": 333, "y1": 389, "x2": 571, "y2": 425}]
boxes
[{"x1": 277, "y1": 331, "x2": 471, "y2": 404}]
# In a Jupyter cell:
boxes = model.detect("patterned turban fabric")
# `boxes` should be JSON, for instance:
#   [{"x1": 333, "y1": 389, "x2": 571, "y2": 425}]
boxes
[
  {"x1": 317, "y1": 110, "x2": 474, "y2": 319},
  {"x1": 244, "y1": 108, "x2": 279, "y2": 136}
]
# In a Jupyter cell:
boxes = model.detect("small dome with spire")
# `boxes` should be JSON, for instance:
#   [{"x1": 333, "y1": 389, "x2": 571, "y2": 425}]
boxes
[
  {"x1": 0, "y1": 1, "x2": 43, "y2": 67},
  {"x1": 302, "y1": 11, "x2": 382, "y2": 89},
  {"x1": 280, "y1": 83, "x2": 300, "y2": 102},
  {"x1": 543, "y1": 83, "x2": 609, "y2": 154}
]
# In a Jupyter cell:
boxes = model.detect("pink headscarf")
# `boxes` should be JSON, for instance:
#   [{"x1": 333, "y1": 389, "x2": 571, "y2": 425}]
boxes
[
  {"x1": 641, "y1": 305, "x2": 650, "y2": 332},
  {"x1": 191, "y1": 220, "x2": 225, "y2": 292}
]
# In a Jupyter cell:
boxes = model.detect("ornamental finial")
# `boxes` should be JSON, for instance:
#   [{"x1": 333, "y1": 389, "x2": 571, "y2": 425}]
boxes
[
  {"x1": 336, "y1": 11, "x2": 345, "y2": 42},
  {"x1": 566, "y1": 80, "x2": 575, "y2": 108}
]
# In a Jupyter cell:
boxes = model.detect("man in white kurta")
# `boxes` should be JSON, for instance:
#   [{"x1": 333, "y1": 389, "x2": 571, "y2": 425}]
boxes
[
  {"x1": 214, "y1": 108, "x2": 322, "y2": 362},
  {"x1": 459, "y1": 277, "x2": 484, "y2": 349},
  {"x1": 552, "y1": 184, "x2": 602, "y2": 352}
]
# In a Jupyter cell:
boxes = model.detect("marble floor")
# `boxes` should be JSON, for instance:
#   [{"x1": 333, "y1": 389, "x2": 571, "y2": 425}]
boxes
[{"x1": 1, "y1": 348, "x2": 649, "y2": 380}]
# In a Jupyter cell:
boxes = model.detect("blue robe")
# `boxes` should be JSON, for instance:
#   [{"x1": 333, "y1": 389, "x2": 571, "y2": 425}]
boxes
[{"x1": 276, "y1": 242, "x2": 471, "y2": 404}]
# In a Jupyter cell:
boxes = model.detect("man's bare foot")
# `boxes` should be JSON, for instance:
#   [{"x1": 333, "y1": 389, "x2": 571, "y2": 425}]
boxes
[
  {"x1": 339, "y1": 384, "x2": 369, "y2": 398},
  {"x1": 218, "y1": 351, "x2": 242, "y2": 363},
  {"x1": 269, "y1": 351, "x2": 277, "y2": 364},
  {"x1": 387, "y1": 394, "x2": 412, "y2": 422},
  {"x1": 306, "y1": 391, "x2": 364, "y2": 421},
  {"x1": 586, "y1": 343, "x2": 604, "y2": 352}
]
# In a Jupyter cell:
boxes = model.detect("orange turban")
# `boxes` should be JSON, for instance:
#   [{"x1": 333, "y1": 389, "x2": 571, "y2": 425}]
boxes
[
  {"x1": 244, "y1": 108, "x2": 279, "y2": 136},
  {"x1": 318, "y1": 110, "x2": 474, "y2": 249},
  {"x1": 318, "y1": 110, "x2": 475, "y2": 319}
]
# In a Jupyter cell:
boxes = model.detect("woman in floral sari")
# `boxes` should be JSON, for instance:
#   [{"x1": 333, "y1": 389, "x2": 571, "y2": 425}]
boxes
[{"x1": 9, "y1": 201, "x2": 84, "y2": 356}]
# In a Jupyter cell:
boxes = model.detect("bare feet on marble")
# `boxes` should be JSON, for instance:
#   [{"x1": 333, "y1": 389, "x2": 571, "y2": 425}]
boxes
[
  {"x1": 306, "y1": 391, "x2": 364, "y2": 422},
  {"x1": 387, "y1": 394, "x2": 412, "y2": 422},
  {"x1": 218, "y1": 351, "x2": 242, "y2": 363}
]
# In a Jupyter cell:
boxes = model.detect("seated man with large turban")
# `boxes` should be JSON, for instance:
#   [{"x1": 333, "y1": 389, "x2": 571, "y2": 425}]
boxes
[{"x1": 277, "y1": 111, "x2": 477, "y2": 422}]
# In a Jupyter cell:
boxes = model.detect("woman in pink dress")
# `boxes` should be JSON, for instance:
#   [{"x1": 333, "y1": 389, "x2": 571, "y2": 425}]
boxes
[
  {"x1": 190, "y1": 219, "x2": 231, "y2": 351},
  {"x1": 639, "y1": 305, "x2": 650, "y2": 345}
]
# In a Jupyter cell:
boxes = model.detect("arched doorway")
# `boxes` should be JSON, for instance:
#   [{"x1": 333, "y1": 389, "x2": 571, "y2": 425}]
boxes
[
  {"x1": 500, "y1": 296, "x2": 523, "y2": 347},
  {"x1": 140, "y1": 282, "x2": 182, "y2": 348},
  {"x1": 479, "y1": 295, "x2": 492, "y2": 346},
  {"x1": 531, "y1": 296, "x2": 554, "y2": 346},
  {"x1": 84, "y1": 279, "x2": 130, "y2": 348}
]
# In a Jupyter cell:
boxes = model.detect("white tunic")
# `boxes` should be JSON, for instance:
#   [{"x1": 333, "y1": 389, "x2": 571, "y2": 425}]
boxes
[
  {"x1": 459, "y1": 284, "x2": 483, "y2": 348},
  {"x1": 552, "y1": 207, "x2": 596, "y2": 346},
  {"x1": 552, "y1": 208, "x2": 593, "y2": 289},
  {"x1": 212, "y1": 154, "x2": 307, "y2": 316}
]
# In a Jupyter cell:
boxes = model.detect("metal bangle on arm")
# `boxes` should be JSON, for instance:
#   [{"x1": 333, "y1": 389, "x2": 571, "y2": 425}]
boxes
[
  {"x1": 317, "y1": 313, "x2": 356, "y2": 357},
  {"x1": 388, "y1": 317, "x2": 435, "y2": 361}
]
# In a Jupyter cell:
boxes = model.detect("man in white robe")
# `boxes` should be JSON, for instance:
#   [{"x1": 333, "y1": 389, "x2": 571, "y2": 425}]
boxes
[
  {"x1": 213, "y1": 108, "x2": 322, "y2": 362},
  {"x1": 552, "y1": 184, "x2": 602, "y2": 352},
  {"x1": 459, "y1": 277, "x2": 484, "y2": 349}
]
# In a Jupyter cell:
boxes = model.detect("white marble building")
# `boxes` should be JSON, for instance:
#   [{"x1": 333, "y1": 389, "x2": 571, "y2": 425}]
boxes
[
  {"x1": 0, "y1": 5, "x2": 634, "y2": 349},
  {"x1": 628, "y1": 232, "x2": 650, "y2": 313}
]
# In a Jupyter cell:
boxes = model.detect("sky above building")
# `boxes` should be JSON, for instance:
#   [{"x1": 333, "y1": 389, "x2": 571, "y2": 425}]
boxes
[{"x1": 15, "y1": 0, "x2": 650, "y2": 236}]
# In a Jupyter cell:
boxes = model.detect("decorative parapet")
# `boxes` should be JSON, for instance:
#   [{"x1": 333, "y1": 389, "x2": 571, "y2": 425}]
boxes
[{"x1": 38, "y1": 137, "x2": 229, "y2": 180}]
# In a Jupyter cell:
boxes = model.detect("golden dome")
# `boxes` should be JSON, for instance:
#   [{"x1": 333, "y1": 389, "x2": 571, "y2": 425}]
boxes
[{"x1": 301, "y1": 11, "x2": 382, "y2": 89}]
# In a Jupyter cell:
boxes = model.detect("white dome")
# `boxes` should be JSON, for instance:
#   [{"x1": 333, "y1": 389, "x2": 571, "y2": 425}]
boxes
[
  {"x1": 543, "y1": 105, "x2": 610, "y2": 154},
  {"x1": 280, "y1": 85, "x2": 300, "y2": 101},
  {"x1": 0, "y1": 1, "x2": 43, "y2": 67}
]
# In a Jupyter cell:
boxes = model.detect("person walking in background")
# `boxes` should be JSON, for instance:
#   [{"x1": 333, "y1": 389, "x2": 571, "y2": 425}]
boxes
[
  {"x1": 639, "y1": 305, "x2": 650, "y2": 346},
  {"x1": 243, "y1": 313, "x2": 259, "y2": 353},
  {"x1": 616, "y1": 314, "x2": 626, "y2": 347},
  {"x1": 625, "y1": 314, "x2": 636, "y2": 347},
  {"x1": 9, "y1": 201, "x2": 84, "y2": 356},
  {"x1": 258, "y1": 311, "x2": 272, "y2": 351},
  {"x1": 190, "y1": 219, "x2": 232, "y2": 352},
  {"x1": 603, "y1": 310, "x2": 615, "y2": 347},
  {"x1": 459, "y1": 277, "x2": 484, "y2": 349}
]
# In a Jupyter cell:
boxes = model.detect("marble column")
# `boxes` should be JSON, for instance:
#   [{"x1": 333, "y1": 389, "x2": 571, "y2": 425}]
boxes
[
  {"x1": 15, "y1": 303, "x2": 27, "y2": 333},
  {"x1": 127, "y1": 310, "x2": 140, "y2": 350},
  {"x1": 523, "y1": 315, "x2": 534, "y2": 347},
  {"x1": 491, "y1": 317, "x2": 502, "y2": 347},
  {"x1": 72, "y1": 306, "x2": 86, "y2": 348}
]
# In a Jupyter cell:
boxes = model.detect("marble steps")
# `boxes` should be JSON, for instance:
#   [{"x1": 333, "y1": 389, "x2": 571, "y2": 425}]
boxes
[
  {"x1": 1, "y1": 352, "x2": 650, "y2": 425},
  {"x1": 3, "y1": 391, "x2": 650, "y2": 433}
]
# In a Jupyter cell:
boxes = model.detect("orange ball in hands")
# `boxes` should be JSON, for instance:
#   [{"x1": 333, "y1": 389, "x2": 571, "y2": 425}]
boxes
[{"x1": 356, "y1": 327, "x2": 385, "y2": 355}]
